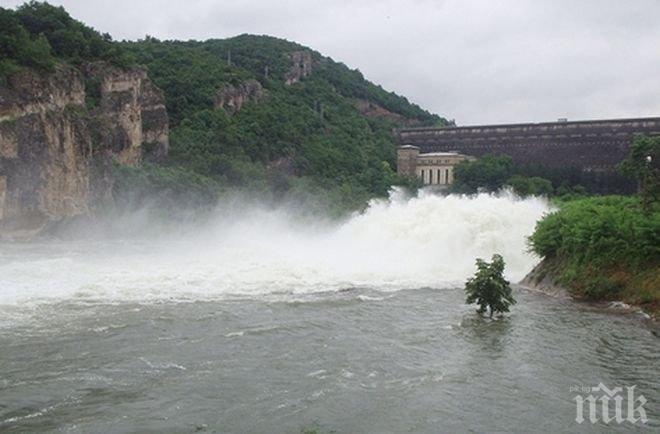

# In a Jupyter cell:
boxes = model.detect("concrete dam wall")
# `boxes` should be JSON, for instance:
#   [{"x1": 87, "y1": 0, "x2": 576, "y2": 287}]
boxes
[{"x1": 395, "y1": 117, "x2": 660, "y2": 171}]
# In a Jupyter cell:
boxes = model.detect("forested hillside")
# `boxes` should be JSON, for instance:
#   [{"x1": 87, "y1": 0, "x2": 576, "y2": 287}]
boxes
[
  {"x1": 1, "y1": 1, "x2": 447, "y2": 214},
  {"x1": 121, "y1": 35, "x2": 446, "y2": 208}
]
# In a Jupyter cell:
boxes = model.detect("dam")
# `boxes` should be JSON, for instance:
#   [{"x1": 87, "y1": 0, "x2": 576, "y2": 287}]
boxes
[{"x1": 395, "y1": 116, "x2": 660, "y2": 171}]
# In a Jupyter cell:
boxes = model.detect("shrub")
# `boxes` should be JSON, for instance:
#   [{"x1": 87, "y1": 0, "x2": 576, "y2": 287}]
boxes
[
  {"x1": 529, "y1": 196, "x2": 659, "y2": 268},
  {"x1": 582, "y1": 277, "x2": 623, "y2": 300},
  {"x1": 452, "y1": 155, "x2": 514, "y2": 194},
  {"x1": 506, "y1": 175, "x2": 553, "y2": 197},
  {"x1": 465, "y1": 254, "x2": 516, "y2": 317},
  {"x1": 529, "y1": 195, "x2": 659, "y2": 306}
]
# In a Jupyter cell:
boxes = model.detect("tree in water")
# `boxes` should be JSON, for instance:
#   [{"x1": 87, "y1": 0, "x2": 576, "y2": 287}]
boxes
[{"x1": 465, "y1": 254, "x2": 516, "y2": 318}]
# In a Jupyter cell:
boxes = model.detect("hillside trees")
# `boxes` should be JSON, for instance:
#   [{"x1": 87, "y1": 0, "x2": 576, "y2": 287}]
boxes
[
  {"x1": 2, "y1": 2, "x2": 446, "y2": 212},
  {"x1": 619, "y1": 135, "x2": 660, "y2": 212}
]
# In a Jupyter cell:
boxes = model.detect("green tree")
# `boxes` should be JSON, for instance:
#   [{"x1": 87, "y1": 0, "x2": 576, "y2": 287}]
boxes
[
  {"x1": 619, "y1": 135, "x2": 659, "y2": 213},
  {"x1": 465, "y1": 254, "x2": 516, "y2": 318},
  {"x1": 452, "y1": 155, "x2": 514, "y2": 194},
  {"x1": 506, "y1": 175, "x2": 553, "y2": 197},
  {"x1": 0, "y1": 6, "x2": 55, "y2": 81},
  {"x1": 13, "y1": 1, "x2": 132, "y2": 66}
]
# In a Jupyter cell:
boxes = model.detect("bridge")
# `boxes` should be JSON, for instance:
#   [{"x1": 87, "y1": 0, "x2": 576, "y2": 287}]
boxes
[{"x1": 395, "y1": 117, "x2": 660, "y2": 171}]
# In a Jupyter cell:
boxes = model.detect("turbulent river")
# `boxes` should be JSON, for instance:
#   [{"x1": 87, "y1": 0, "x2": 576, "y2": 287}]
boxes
[{"x1": 0, "y1": 191, "x2": 658, "y2": 433}]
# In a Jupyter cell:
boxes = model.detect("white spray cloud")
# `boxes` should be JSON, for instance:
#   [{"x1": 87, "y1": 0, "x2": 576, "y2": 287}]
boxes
[{"x1": 0, "y1": 190, "x2": 551, "y2": 306}]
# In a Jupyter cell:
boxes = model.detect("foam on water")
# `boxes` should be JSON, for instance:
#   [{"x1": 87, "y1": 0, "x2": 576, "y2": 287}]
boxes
[{"x1": 0, "y1": 189, "x2": 552, "y2": 306}]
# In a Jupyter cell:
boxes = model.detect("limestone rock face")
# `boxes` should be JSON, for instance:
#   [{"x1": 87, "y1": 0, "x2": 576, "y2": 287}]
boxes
[
  {"x1": 0, "y1": 63, "x2": 169, "y2": 236},
  {"x1": 284, "y1": 51, "x2": 313, "y2": 85},
  {"x1": 214, "y1": 79, "x2": 263, "y2": 115},
  {"x1": 85, "y1": 63, "x2": 169, "y2": 165},
  {"x1": 0, "y1": 65, "x2": 90, "y2": 233}
]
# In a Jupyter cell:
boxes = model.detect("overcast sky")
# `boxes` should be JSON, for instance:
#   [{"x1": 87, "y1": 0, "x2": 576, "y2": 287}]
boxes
[{"x1": 3, "y1": 0, "x2": 659, "y2": 125}]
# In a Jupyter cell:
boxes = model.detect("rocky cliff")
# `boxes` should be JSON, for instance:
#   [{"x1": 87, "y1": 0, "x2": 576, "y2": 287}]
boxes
[
  {"x1": 353, "y1": 99, "x2": 423, "y2": 126},
  {"x1": 284, "y1": 51, "x2": 313, "y2": 85},
  {"x1": 0, "y1": 63, "x2": 168, "y2": 237},
  {"x1": 214, "y1": 79, "x2": 264, "y2": 115}
]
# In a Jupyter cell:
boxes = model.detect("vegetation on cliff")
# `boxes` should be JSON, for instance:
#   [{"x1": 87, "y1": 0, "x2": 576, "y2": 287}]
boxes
[
  {"x1": 2, "y1": 2, "x2": 447, "y2": 213},
  {"x1": 0, "y1": 1, "x2": 132, "y2": 83},
  {"x1": 120, "y1": 35, "x2": 443, "y2": 209}
]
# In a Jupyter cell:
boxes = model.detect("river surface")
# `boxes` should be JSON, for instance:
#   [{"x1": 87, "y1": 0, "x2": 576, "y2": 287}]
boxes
[{"x1": 0, "y1": 192, "x2": 658, "y2": 433}]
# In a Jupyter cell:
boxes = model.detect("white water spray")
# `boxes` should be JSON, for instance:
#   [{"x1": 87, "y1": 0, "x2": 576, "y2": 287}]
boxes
[{"x1": 0, "y1": 190, "x2": 551, "y2": 305}]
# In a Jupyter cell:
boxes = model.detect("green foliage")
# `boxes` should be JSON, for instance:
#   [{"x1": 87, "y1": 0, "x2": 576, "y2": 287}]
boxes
[
  {"x1": 452, "y1": 155, "x2": 514, "y2": 194},
  {"x1": 5, "y1": 3, "x2": 446, "y2": 212},
  {"x1": 582, "y1": 276, "x2": 624, "y2": 299},
  {"x1": 0, "y1": 6, "x2": 55, "y2": 81},
  {"x1": 554, "y1": 182, "x2": 587, "y2": 201},
  {"x1": 0, "y1": 59, "x2": 22, "y2": 85},
  {"x1": 465, "y1": 254, "x2": 516, "y2": 317},
  {"x1": 122, "y1": 39, "x2": 249, "y2": 126},
  {"x1": 84, "y1": 75, "x2": 101, "y2": 109},
  {"x1": 193, "y1": 34, "x2": 443, "y2": 125},
  {"x1": 529, "y1": 196, "x2": 660, "y2": 304},
  {"x1": 506, "y1": 175, "x2": 553, "y2": 197},
  {"x1": 113, "y1": 163, "x2": 222, "y2": 214},
  {"x1": 0, "y1": 1, "x2": 134, "y2": 83},
  {"x1": 15, "y1": 1, "x2": 133, "y2": 66},
  {"x1": 314, "y1": 57, "x2": 444, "y2": 125},
  {"x1": 121, "y1": 35, "x2": 436, "y2": 207},
  {"x1": 529, "y1": 196, "x2": 659, "y2": 267},
  {"x1": 619, "y1": 134, "x2": 660, "y2": 212}
]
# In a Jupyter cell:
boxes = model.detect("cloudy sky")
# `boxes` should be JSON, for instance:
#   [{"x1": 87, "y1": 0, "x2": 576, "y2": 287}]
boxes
[{"x1": 3, "y1": 0, "x2": 659, "y2": 125}]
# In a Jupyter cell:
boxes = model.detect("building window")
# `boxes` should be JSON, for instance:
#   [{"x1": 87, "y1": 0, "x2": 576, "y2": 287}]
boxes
[
  {"x1": 437, "y1": 169, "x2": 441, "y2": 185},
  {"x1": 445, "y1": 168, "x2": 450, "y2": 184}
]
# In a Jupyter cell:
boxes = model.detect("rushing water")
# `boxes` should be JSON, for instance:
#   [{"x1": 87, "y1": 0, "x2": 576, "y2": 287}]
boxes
[{"x1": 0, "y1": 191, "x2": 658, "y2": 433}]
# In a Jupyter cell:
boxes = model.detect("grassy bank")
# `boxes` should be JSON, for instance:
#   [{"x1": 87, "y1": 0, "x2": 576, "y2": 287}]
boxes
[{"x1": 528, "y1": 196, "x2": 660, "y2": 317}]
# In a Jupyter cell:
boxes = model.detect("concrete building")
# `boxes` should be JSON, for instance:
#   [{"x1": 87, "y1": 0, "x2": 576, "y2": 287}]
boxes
[{"x1": 396, "y1": 145, "x2": 474, "y2": 186}]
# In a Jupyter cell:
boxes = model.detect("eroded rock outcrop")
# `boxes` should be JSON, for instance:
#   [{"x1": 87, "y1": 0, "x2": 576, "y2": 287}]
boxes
[
  {"x1": 0, "y1": 65, "x2": 90, "y2": 235},
  {"x1": 0, "y1": 63, "x2": 169, "y2": 236},
  {"x1": 214, "y1": 79, "x2": 263, "y2": 115},
  {"x1": 284, "y1": 51, "x2": 313, "y2": 85},
  {"x1": 85, "y1": 63, "x2": 169, "y2": 165},
  {"x1": 353, "y1": 99, "x2": 422, "y2": 126},
  {"x1": 519, "y1": 261, "x2": 571, "y2": 299}
]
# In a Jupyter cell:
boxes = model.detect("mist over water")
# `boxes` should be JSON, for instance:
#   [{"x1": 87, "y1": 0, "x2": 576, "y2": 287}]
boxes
[
  {"x1": 0, "y1": 189, "x2": 550, "y2": 307},
  {"x1": 2, "y1": 190, "x2": 659, "y2": 433}
]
